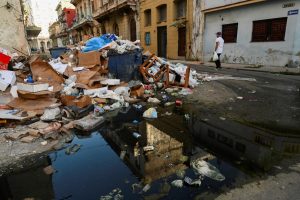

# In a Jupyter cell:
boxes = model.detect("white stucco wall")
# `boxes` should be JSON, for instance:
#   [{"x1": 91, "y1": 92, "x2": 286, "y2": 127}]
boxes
[
  {"x1": 0, "y1": 0, "x2": 29, "y2": 54},
  {"x1": 203, "y1": 1, "x2": 300, "y2": 67},
  {"x1": 204, "y1": 0, "x2": 250, "y2": 10}
]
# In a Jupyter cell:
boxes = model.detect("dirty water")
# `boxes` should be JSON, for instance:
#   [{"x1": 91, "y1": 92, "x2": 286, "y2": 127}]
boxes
[{"x1": 0, "y1": 104, "x2": 297, "y2": 200}]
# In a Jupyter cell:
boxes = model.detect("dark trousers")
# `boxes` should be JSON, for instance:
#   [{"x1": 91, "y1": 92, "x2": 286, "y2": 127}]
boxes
[{"x1": 215, "y1": 53, "x2": 221, "y2": 68}]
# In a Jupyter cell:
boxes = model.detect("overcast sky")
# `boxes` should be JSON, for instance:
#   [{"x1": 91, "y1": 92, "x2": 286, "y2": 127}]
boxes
[{"x1": 31, "y1": 0, "x2": 60, "y2": 38}]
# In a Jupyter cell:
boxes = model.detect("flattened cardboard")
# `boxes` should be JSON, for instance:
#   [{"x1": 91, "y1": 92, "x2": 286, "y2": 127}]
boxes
[
  {"x1": 78, "y1": 51, "x2": 101, "y2": 67},
  {"x1": 8, "y1": 97, "x2": 57, "y2": 112},
  {"x1": 30, "y1": 61, "x2": 64, "y2": 92}
]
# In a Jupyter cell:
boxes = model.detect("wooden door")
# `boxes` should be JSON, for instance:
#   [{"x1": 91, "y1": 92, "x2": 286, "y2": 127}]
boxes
[
  {"x1": 157, "y1": 26, "x2": 167, "y2": 58},
  {"x1": 130, "y1": 18, "x2": 137, "y2": 41},
  {"x1": 178, "y1": 27, "x2": 186, "y2": 57}
]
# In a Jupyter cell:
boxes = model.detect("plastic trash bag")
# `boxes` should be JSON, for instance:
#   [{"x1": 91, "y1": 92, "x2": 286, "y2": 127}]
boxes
[
  {"x1": 191, "y1": 159, "x2": 225, "y2": 181},
  {"x1": 143, "y1": 108, "x2": 158, "y2": 119},
  {"x1": 213, "y1": 52, "x2": 219, "y2": 61},
  {"x1": 82, "y1": 36, "x2": 113, "y2": 52}
]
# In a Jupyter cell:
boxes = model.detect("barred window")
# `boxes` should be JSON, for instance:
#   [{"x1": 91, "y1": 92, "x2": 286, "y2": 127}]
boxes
[
  {"x1": 222, "y1": 23, "x2": 238, "y2": 43},
  {"x1": 252, "y1": 17, "x2": 287, "y2": 42}
]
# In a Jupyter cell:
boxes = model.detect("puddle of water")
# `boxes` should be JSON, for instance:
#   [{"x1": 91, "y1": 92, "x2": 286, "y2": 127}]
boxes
[{"x1": 0, "y1": 107, "x2": 249, "y2": 200}]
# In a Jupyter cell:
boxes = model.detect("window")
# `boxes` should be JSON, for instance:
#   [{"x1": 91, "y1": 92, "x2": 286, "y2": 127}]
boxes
[
  {"x1": 174, "y1": 0, "x2": 186, "y2": 19},
  {"x1": 157, "y1": 4, "x2": 167, "y2": 23},
  {"x1": 217, "y1": 134, "x2": 234, "y2": 148},
  {"x1": 145, "y1": 32, "x2": 151, "y2": 46},
  {"x1": 235, "y1": 142, "x2": 246, "y2": 153},
  {"x1": 144, "y1": 9, "x2": 151, "y2": 26},
  {"x1": 252, "y1": 17, "x2": 287, "y2": 42},
  {"x1": 222, "y1": 23, "x2": 238, "y2": 43}
]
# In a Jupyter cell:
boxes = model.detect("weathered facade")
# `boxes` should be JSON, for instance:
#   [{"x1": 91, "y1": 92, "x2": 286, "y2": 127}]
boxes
[
  {"x1": 202, "y1": 0, "x2": 300, "y2": 67},
  {"x1": 93, "y1": 0, "x2": 139, "y2": 41},
  {"x1": 49, "y1": 22, "x2": 61, "y2": 47},
  {"x1": 0, "y1": 0, "x2": 30, "y2": 54},
  {"x1": 55, "y1": 0, "x2": 76, "y2": 46},
  {"x1": 70, "y1": 0, "x2": 96, "y2": 43},
  {"x1": 139, "y1": 0, "x2": 193, "y2": 59}
]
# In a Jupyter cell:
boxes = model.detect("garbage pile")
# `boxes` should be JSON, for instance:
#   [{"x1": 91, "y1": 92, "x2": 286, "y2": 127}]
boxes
[{"x1": 0, "y1": 34, "x2": 200, "y2": 146}]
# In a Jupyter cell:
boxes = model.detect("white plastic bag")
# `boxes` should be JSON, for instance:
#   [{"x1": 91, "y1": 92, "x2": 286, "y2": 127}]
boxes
[{"x1": 213, "y1": 52, "x2": 219, "y2": 61}]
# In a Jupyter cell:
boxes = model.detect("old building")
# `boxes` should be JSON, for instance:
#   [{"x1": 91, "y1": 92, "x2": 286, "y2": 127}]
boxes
[
  {"x1": 139, "y1": 0, "x2": 193, "y2": 59},
  {"x1": 201, "y1": 0, "x2": 300, "y2": 67},
  {"x1": 70, "y1": 0, "x2": 96, "y2": 43},
  {"x1": 55, "y1": 0, "x2": 76, "y2": 46},
  {"x1": 93, "y1": 0, "x2": 139, "y2": 41},
  {"x1": 0, "y1": 0, "x2": 30, "y2": 54},
  {"x1": 49, "y1": 21, "x2": 61, "y2": 47}
]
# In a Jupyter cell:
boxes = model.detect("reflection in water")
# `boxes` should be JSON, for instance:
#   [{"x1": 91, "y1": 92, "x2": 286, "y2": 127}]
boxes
[
  {"x1": 0, "y1": 107, "x2": 246, "y2": 199},
  {"x1": 0, "y1": 156, "x2": 54, "y2": 200},
  {"x1": 102, "y1": 115, "x2": 194, "y2": 183},
  {"x1": 189, "y1": 113, "x2": 300, "y2": 170}
]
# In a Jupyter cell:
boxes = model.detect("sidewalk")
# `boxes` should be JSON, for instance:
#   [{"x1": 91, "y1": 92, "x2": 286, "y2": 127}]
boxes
[{"x1": 170, "y1": 60, "x2": 300, "y2": 74}]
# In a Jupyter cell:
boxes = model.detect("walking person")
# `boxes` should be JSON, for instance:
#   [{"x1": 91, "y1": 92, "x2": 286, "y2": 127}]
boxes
[{"x1": 215, "y1": 32, "x2": 224, "y2": 69}]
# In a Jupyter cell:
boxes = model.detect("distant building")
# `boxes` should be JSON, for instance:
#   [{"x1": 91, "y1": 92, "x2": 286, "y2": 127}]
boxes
[
  {"x1": 201, "y1": 0, "x2": 300, "y2": 67},
  {"x1": 30, "y1": 0, "x2": 59, "y2": 52},
  {"x1": 55, "y1": 0, "x2": 76, "y2": 46},
  {"x1": 93, "y1": 0, "x2": 139, "y2": 41},
  {"x1": 49, "y1": 21, "x2": 61, "y2": 47},
  {"x1": 70, "y1": 0, "x2": 95, "y2": 44}
]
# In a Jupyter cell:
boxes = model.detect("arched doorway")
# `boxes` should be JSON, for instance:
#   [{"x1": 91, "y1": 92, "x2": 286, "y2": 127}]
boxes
[
  {"x1": 113, "y1": 23, "x2": 119, "y2": 36},
  {"x1": 47, "y1": 41, "x2": 51, "y2": 49},
  {"x1": 40, "y1": 41, "x2": 45, "y2": 53},
  {"x1": 130, "y1": 18, "x2": 137, "y2": 41}
]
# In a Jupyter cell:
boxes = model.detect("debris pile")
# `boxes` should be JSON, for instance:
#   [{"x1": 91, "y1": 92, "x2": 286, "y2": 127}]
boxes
[{"x1": 0, "y1": 34, "x2": 199, "y2": 154}]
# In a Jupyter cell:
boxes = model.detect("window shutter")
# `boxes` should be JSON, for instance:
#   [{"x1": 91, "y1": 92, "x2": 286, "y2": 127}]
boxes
[
  {"x1": 270, "y1": 18, "x2": 287, "y2": 41},
  {"x1": 252, "y1": 21, "x2": 268, "y2": 42}
]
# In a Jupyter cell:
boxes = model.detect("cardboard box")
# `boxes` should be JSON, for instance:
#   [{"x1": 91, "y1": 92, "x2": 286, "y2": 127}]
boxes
[
  {"x1": 78, "y1": 51, "x2": 101, "y2": 67},
  {"x1": 17, "y1": 83, "x2": 49, "y2": 93}
]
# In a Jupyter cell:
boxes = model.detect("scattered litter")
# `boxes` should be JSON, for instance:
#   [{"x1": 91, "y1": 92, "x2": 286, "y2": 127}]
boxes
[
  {"x1": 219, "y1": 117, "x2": 226, "y2": 121},
  {"x1": 132, "y1": 132, "x2": 141, "y2": 139},
  {"x1": 236, "y1": 96, "x2": 244, "y2": 100},
  {"x1": 40, "y1": 107, "x2": 61, "y2": 121},
  {"x1": 143, "y1": 146, "x2": 154, "y2": 152},
  {"x1": 65, "y1": 144, "x2": 81, "y2": 155},
  {"x1": 147, "y1": 97, "x2": 161, "y2": 104},
  {"x1": 143, "y1": 108, "x2": 158, "y2": 119},
  {"x1": 43, "y1": 165, "x2": 55, "y2": 175},
  {"x1": 171, "y1": 180, "x2": 183, "y2": 188},
  {"x1": 41, "y1": 141, "x2": 48, "y2": 146},
  {"x1": 184, "y1": 176, "x2": 202, "y2": 187},
  {"x1": 142, "y1": 184, "x2": 151, "y2": 192},
  {"x1": 100, "y1": 188, "x2": 124, "y2": 200},
  {"x1": 120, "y1": 150, "x2": 126, "y2": 160},
  {"x1": 191, "y1": 159, "x2": 225, "y2": 181}
]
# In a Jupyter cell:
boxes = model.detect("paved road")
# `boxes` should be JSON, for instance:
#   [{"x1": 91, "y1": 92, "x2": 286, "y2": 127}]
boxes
[{"x1": 189, "y1": 64, "x2": 300, "y2": 135}]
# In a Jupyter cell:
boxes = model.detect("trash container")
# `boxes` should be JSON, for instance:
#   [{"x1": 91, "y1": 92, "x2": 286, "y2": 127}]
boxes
[
  {"x1": 108, "y1": 49, "x2": 143, "y2": 82},
  {"x1": 49, "y1": 47, "x2": 69, "y2": 59}
]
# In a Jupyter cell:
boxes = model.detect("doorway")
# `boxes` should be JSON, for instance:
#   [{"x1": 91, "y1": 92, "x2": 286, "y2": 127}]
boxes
[
  {"x1": 130, "y1": 18, "x2": 137, "y2": 41},
  {"x1": 178, "y1": 27, "x2": 186, "y2": 57},
  {"x1": 157, "y1": 26, "x2": 167, "y2": 58}
]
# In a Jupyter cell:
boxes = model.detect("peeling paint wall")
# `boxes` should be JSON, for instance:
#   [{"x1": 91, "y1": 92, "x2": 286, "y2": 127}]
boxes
[
  {"x1": 0, "y1": 0, "x2": 29, "y2": 53},
  {"x1": 203, "y1": 0, "x2": 300, "y2": 67}
]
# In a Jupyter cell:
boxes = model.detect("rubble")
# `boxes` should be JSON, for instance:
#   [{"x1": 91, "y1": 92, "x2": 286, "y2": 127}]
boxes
[{"x1": 0, "y1": 35, "x2": 201, "y2": 171}]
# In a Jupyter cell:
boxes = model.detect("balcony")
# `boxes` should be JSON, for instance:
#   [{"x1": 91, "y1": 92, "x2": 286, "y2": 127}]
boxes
[
  {"x1": 70, "y1": 15, "x2": 94, "y2": 30},
  {"x1": 26, "y1": 25, "x2": 42, "y2": 38},
  {"x1": 71, "y1": 0, "x2": 81, "y2": 6},
  {"x1": 93, "y1": 0, "x2": 136, "y2": 20}
]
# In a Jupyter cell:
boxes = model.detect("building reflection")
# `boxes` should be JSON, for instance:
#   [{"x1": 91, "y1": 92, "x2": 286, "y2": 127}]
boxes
[
  {"x1": 189, "y1": 114, "x2": 300, "y2": 170},
  {"x1": 101, "y1": 116, "x2": 194, "y2": 182}
]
